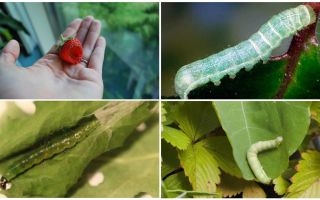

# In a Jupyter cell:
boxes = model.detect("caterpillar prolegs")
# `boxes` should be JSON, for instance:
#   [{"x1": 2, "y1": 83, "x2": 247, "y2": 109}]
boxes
[
  {"x1": 247, "y1": 136, "x2": 283, "y2": 184},
  {"x1": 0, "y1": 116, "x2": 99, "y2": 191},
  {"x1": 174, "y1": 5, "x2": 316, "y2": 99}
]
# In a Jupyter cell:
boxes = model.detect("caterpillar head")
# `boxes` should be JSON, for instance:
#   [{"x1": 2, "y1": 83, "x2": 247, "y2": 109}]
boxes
[
  {"x1": 275, "y1": 136, "x2": 283, "y2": 145},
  {"x1": 0, "y1": 176, "x2": 11, "y2": 191},
  {"x1": 175, "y1": 66, "x2": 197, "y2": 99}
]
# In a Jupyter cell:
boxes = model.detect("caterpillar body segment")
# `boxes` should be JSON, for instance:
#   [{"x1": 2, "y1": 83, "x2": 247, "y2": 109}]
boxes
[
  {"x1": 0, "y1": 116, "x2": 99, "y2": 190},
  {"x1": 247, "y1": 136, "x2": 283, "y2": 184}
]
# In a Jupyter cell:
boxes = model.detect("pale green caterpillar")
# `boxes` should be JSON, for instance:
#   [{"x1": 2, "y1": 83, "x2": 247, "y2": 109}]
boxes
[
  {"x1": 174, "y1": 5, "x2": 316, "y2": 99},
  {"x1": 247, "y1": 136, "x2": 283, "y2": 184},
  {"x1": 0, "y1": 116, "x2": 99, "y2": 191}
]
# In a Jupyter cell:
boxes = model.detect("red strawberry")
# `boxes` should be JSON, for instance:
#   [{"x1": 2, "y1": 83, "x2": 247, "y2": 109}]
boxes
[{"x1": 58, "y1": 36, "x2": 83, "y2": 65}]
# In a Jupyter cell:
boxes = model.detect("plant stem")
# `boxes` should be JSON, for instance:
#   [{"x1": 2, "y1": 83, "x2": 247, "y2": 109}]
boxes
[
  {"x1": 275, "y1": 3, "x2": 320, "y2": 98},
  {"x1": 162, "y1": 167, "x2": 184, "y2": 181}
]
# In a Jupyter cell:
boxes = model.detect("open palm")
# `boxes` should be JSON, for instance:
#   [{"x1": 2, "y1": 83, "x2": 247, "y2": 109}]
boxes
[{"x1": 0, "y1": 16, "x2": 106, "y2": 99}]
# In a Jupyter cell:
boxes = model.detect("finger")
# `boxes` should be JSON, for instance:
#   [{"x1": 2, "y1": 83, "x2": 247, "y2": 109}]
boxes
[
  {"x1": 88, "y1": 36, "x2": 106, "y2": 74},
  {"x1": 76, "y1": 16, "x2": 94, "y2": 44},
  {"x1": 48, "y1": 18, "x2": 82, "y2": 54},
  {"x1": 82, "y1": 19, "x2": 101, "y2": 60},
  {"x1": 61, "y1": 18, "x2": 82, "y2": 38},
  {"x1": 0, "y1": 40, "x2": 20, "y2": 64}
]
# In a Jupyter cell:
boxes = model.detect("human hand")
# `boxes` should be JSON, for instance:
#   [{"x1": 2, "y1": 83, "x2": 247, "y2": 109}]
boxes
[{"x1": 0, "y1": 16, "x2": 106, "y2": 99}]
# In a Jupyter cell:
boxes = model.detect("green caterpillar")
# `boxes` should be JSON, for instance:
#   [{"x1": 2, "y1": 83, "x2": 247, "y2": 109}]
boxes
[
  {"x1": 247, "y1": 136, "x2": 283, "y2": 184},
  {"x1": 0, "y1": 116, "x2": 99, "y2": 191},
  {"x1": 174, "y1": 5, "x2": 316, "y2": 99}
]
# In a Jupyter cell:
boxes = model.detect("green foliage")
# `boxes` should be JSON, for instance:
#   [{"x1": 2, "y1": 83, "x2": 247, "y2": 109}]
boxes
[
  {"x1": 0, "y1": 102, "x2": 157, "y2": 197},
  {"x1": 273, "y1": 175, "x2": 290, "y2": 195},
  {"x1": 69, "y1": 116, "x2": 159, "y2": 197},
  {"x1": 162, "y1": 126, "x2": 191, "y2": 150},
  {"x1": 287, "y1": 151, "x2": 320, "y2": 197},
  {"x1": 214, "y1": 101, "x2": 311, "y2": 180},
  {"x1": 169, "y1": 102, "x2": 219, "y2": 140},
  {"x1": 0, "y1": 10, "x2": 29, "y2": 49},
  {"x1": 178, "y1": 141, "x2": 221, "y2": 196},
  {"x1": 161, "y1": 140, "x2": 192, "y2": 198},
  {"x1": 218, "y1": 173, "x2": 266, "y2": 198},
  {"x1": 161, "y1": 101, "x2": 320, "y2": 198}
]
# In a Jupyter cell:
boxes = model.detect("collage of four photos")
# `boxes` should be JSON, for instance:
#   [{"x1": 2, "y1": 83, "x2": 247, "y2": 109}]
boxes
[{"x1": 0, "y1": 1, "x2": 320, "y2": 198}]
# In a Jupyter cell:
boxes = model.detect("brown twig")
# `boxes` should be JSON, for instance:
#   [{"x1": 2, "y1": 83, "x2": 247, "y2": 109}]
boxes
[{"x1": 275, "y1": 3, "x2": 320, "y2": 98}]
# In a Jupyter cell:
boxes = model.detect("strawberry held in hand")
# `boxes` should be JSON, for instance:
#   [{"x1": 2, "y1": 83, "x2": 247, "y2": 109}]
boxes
[{"x1": 58, "y1": 35, "x2": 83, "y2": 65}]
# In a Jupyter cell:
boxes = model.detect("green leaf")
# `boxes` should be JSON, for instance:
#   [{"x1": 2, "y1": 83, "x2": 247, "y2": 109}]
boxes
[
  {"x1": 161, "y1": 102, "x2": 174, "y2": 126},
  {"x1": 162, "y1": 126, "x2": 191, "y2": 150},
  {"x1": 242, "y1": 182, "x2": 266, "y2": 198},
  {"x1": 218, "y1": 173, "x2": 266, "y2": 198},
  {"x1": 273, "y1": 175, "x2": 290, "y2": 196},
  {"x1": 161, "y1": 140, "x2": 191, "y2": 198},
  {"x1": 287, "y1": 150, "x2": 320, "y2": 198},
  {"x1": 310, "y1": 101, "x2": 320, "y2": 124},
  {"x1": 203, "y1": 136, "x2": 242, "y2": 178},
  {"x1": 0, "y1": 102, "x2": 156, "y2": 197},
  {"x1": 161, "y1": 140, "x2": 180, "y2": 177},
  {"x1": 162, "y1": 173, "x2": 192, "y2": 198},
  {"x1": 68, "y1": 115, "x2": 159, "y2": 197},
  {"x1": 178, "y1": 141, "x2": 220, "y2": 196},
  {"x1": 170, "y1": 102, "x2": 220, "y2": 141},
  {"x1": 218, "y1": 173, "x2": 250, "y2": 197},
  {"x1": 0, "y1": 11, "x2": 29, "y2": 35},
  {"x1": 166, "y1": 189, "x2": 218, "y2": 198},
  {"x1": 0, "y1": 101, "x2": 106, "y2": 160},
  {"x1": 283, "y1": 46, "x2": 320, "y2": 98},
  {"x1": 214, "y1": 101, "x2": 311, "y2": 180}
]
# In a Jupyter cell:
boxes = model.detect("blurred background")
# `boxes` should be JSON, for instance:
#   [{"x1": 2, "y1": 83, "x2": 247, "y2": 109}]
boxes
[
  {"x1": 161, "y1": 3, "x2": 301, "y2": 97},
  {"x1": 0, "y1": 2, "x2": 159, "y2": 99}
]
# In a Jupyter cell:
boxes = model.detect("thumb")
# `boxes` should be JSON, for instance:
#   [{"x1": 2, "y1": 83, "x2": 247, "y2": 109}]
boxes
[{"x1": 0, "y1": 40, "x2": 20, "y2": 64}]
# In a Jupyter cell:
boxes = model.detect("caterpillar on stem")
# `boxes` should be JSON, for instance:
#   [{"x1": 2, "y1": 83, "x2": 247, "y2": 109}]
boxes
[
  {"x1": 174, "y1": 5, "x2": 316, "y2": 99},
  {"x1": 247, "y1": 136, "x2": 283, "y2": 184},
  {"x1": 0, "y1": 116, "x2": 99, "y2": 191}
]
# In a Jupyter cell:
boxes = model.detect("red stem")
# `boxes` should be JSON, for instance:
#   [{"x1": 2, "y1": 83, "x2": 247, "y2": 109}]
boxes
[{"x1": 275, "y1": 3, "x2": 320, "y2": 98}]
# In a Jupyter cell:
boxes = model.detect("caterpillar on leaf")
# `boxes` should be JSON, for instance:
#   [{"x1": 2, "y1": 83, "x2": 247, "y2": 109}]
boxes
[
  {"x1": 247, "y1": 136, "x2": 283, "y2": 184},
  {"x1": 174, "y1": 5, "x2": 316, "y2": 99},
  {"x1": 0, "y1": 116, "x2": 99, "y2": 191}
]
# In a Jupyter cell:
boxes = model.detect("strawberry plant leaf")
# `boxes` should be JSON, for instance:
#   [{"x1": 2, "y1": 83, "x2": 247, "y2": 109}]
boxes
[
  {"x1": 178, "y1": 141, "x2": 220, "y2": 196},
  {"x1": 287, "y1": 150, "x2": 320, "y2": 198},
  {"x1": 273, "y1": 175, "x2": 290, "y2": 195},
  {"x1": 161, "y1": 102, "x2": 174, "y2": 126},
  {"x1": 161, "y1": 140, "x2": 191, "y2": 198},
  {"x1": 218, "y1": 173, "x2": 251, "y2": 197},
  {"x1": 162, "y1": 126, "x2": 191, "y2": 150},
  {"x1": 161, "y1": 140, "x2": 180, "y2": 177},
  {"x1": 242, "y1": 182, "x2": 266, "y2": 198},
  {"x1": 203, "y1": 136, "x2": 242, "y2": 178},
  {"x1": 170, "y1": 102, "x2": 220, "y2": 141},
  {"x1": 213, "y1": 101, "x2": 311, "y2": 180}
]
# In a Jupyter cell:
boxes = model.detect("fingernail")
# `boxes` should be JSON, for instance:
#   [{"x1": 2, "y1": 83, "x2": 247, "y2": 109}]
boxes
[{"x1": 5, "y1": 40, "x2": 19, "y2": 50}]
